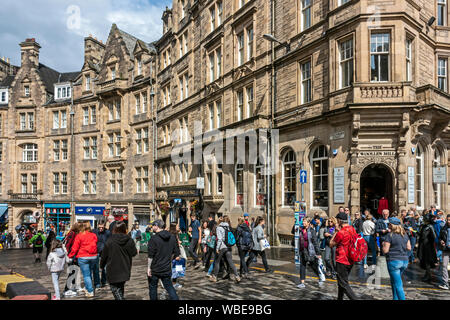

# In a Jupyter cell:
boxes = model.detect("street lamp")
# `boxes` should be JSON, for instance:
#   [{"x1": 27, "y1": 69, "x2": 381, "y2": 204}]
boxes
[{"x1": 263, "y1": 34, "x2": 290, "y2": 53}]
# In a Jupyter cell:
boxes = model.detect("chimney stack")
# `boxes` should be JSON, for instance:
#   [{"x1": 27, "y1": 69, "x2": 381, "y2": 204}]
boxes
[{"x1": 20, "y1": 38, "x2": 41, "y2": 68}]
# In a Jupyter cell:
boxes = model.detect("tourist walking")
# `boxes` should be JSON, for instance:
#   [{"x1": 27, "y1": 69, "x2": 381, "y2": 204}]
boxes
[
  {"x1": 63, "y1": 222, "x2": 82, "y2": 297},
  {"x1": 362, "y1": 211, "x2": 377, "y2": 269},
  {"x1": 29, "y1": 230, "x2": 46, "y2": 263},
  {"x1": 246, "y1": 216, "x2": 273, "y2": 273},
  {"x1": 200, "y1": 221, "x2": 210, "y2": 266},
  {"x1": 438, "y1": 214, "x2": 450, "y2": 290},
  {"x1": 6, "y1": 232, "x2": 12, "y2": 249},
  {"x1": 323, "y1": 218, "x2": 337, "y2": 279},
  {"x1": 382, "y1": 217, "x2": 411, "y2": 300},
  {"x1": 188, "y1": 213, "x2": 201, "y2": 269},
  {"x1": 417, "y1": 213, "x2": 439, "y2": 283},
  {"x1": 169, "y1": 222, "x2": 186, "y2": 289},
  {"x1": 147, "y1": 219, "x2": 180, "y2": 300},
  {"x1": 236, "y1": 217, "x2": 253, "y2": 278},
  {"x1": 330, "y1": 212, "x2": 359, "y2": 300},
  {"x1": 45, "y1": 230, "x2": 56, "y2": 259},
  {"x1": 100, "y1": 221, "x2": 137, "y2": 300},
  {"x1": 68, "y1": 222, "x2": 98, "y2": 297},
  {"x1": 93, "y1": 220, "x2": 111, "y2": 288},
  {"x1": 210, "y1": 215, "x2": 241, "y2": 283},
  {"x1": 129, "y1": 223, "x2": 142, "y2": 255},
  {"x1": 46, "y1": 240, "x2": 69, "y2": 300},
  {"x1": 404, "y1": 211, "x2": 419, "y2": 263},
  {"x1": 296, "y1": 217, "x2": 325, "y2": 289}
]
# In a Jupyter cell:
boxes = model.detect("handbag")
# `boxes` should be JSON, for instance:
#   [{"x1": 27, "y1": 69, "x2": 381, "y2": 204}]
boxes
[
  {"x1": 259, "y1": 238, "x2": 270, "y2": 251},
  {"x1": 179, "y1": 244, "x2": 187, "y2": 260}
]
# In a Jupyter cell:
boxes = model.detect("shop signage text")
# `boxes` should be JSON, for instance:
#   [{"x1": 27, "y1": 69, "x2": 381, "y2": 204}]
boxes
[{"x1": 358, "y1": 151, "x2": 396, "y2": 157}]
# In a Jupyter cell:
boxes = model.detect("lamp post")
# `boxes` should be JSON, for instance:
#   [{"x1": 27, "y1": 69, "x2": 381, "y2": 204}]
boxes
[{"x1": 262, "y1": 33, "x2": 291, "y2": 245}]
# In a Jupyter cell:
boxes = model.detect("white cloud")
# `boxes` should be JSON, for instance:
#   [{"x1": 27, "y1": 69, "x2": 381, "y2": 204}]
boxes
[{"x1": 0, "y1": 0, "x2": 171, "y2": 72}]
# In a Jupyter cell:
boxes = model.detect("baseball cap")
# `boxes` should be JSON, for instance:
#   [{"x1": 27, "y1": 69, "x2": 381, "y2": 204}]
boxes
[
  {"x1": 336, "y1": 212, "x2": 348, "y2": 221},
  {"x1": 244, "y1": 213, "x2": 249, "y2": 217},
  {"x1": 152, "y1": 219, "x2": 165, "y2": 229},
  {"x1": 388, "y1": 217, "x2": 401, "y2": 225}
]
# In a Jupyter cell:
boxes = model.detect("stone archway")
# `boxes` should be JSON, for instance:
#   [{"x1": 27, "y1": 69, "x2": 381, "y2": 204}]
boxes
[{"x1": 360, "y1": 164, "x2": 394, "y2": 216}]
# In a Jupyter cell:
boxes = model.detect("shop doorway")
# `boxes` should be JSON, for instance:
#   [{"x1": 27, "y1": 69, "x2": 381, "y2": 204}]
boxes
[{"x1": 360, "y1": 164, "x2": 393, "y2": 218}]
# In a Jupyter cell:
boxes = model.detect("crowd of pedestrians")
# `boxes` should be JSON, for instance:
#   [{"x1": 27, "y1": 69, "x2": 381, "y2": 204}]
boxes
[{"x1": 1, "y1": 202, "x2": 448, "y2": 301}]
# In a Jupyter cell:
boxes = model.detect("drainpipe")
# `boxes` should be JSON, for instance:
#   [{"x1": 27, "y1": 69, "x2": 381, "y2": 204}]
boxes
[
  {"x1": 151, "y1": 74, "x2": 156, "y2": 221},
  {"x1": 70, "y1": 81, "x2": 75, "y2": 224}
]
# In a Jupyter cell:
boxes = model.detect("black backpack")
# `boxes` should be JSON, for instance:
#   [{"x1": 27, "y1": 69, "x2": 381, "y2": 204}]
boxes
[
  {"x1": 34, "y1": 234, "x2": 43, "y2": 246},
  {"x1": 239, "y1": 227, "x2": 253, "y2": 250}
]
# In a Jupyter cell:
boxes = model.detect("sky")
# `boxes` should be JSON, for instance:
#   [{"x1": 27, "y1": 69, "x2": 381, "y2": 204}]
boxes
[{"x1": 0, "y1": 0, "x2": 172, "y2": 72}]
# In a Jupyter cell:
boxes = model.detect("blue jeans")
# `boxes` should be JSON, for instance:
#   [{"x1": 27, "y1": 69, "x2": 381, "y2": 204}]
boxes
[
  {"x1": 91, "y1": 256, "x2": 103, "y2": 288},
  {"x1": 363, "y1": 235, "x2": 377, "y2": 266},
  {"x1": 78, "y1": 257, "x2": 98, "y2": 293},
  {"x1": 386, "y1": 260, "x2": 409, "y2": 300},
  {"x1": 148, "y1": 275, "x2": 179, "y2": 300},
  {"x1": 408, "y1": 237, "x2": 416, "y2": 262}
]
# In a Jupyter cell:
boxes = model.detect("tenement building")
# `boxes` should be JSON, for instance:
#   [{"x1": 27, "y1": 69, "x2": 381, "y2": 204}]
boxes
[
  {"x1": 155, "y1": 0, "x2": 449, "y2": 244},
  {"x1": 1, "y1": 1, "x2": 449, "y2": 245},
  {"x1": 0, "y1": 25, "x2": 158, "y2": 237}
]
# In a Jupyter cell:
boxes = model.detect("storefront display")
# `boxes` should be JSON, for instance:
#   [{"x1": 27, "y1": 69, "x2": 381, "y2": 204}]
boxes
[
  {"x1": 44, "y1": 204, "x2": 71, "y2": 240},
  {"x1": 133, "y1": 206, "x2": 150, "y2": 233},
  {"x1": 111, "y1": 206, "x2": 129, "y2": 227},
  {"x1": 75, "y1": 206, "x2": 105, "y2": 229}
]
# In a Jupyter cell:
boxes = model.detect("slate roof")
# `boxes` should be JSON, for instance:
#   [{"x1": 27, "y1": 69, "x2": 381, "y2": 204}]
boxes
[
  {"x1": 118, "y1": 28, "x2": 140, "y2": 60},
  {"x1": 37, "y1": 64, "x2": 80, "y2": 94},
  {"x1": 0, "y1": 75, "x2": 15, "y2": 88}
]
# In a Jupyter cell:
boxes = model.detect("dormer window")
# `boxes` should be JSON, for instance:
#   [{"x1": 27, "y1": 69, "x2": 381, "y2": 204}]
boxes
[
  {"x1": 0, "y1": 90, "x2": 7, "y2": 104},
  {"x1": 111, "y1": 67, "x2": 116, "y2": 80},
  {"x1": 55, "y1": 84, "x2": 72, "y2": 100}
]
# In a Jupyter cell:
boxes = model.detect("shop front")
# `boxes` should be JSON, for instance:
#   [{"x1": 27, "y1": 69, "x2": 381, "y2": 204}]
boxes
[
  {"x1": 133, "y1": 206, "x2": 151, "y2": 232},
  {"x1": 75, "y1": 205, "x2": 106, "y2": 229},
  {"x1": 111, "y1": 206, "x2": 129, "y2": 228},
  {"x1": 167, "y1": 189, "x2": 201, "y2": 232},
  {"x1": 44, "y1": 204, "x2": 71, "y2": 240}
]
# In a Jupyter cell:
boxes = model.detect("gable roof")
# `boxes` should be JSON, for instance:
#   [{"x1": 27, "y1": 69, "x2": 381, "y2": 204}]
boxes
[
  {"x1": 36, "y1": 64, "x2": 80, "y2": 94},
  {"x1": 117, "y1": 27, "x2": 140, "y2": 60}
]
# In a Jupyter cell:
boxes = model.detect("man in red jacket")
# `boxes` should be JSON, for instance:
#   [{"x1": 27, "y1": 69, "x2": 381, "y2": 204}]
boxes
[{"x1": 330, "y1": 212, "x2": 359, "y2": 300}]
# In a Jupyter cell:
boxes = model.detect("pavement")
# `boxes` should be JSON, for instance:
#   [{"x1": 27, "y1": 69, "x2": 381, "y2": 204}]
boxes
[{"x1": 0, "y1": 247, "x2": 449, "y2": 300}]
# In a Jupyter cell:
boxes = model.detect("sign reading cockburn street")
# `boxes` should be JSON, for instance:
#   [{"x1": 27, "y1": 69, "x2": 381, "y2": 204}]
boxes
[{"x1": 357, "y1": 151, "x2": 396, "y2": 156}]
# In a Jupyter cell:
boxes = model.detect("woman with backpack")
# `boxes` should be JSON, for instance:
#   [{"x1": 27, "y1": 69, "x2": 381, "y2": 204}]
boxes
[
  {"x1": 382, "y1": 217, "x2": 411, "y2": 300},
  {"x1": 210, "y1": 215, "x2": 241, "y2": 283},
  {"x1": 323, "y1": 218, "x2": 337, "y2": 280},
  {"x1": 246, "y1": 216, "x2": 273, "y2": 274},
  {"x1": 296, "y1": 217, "x2": 325, "y2": 289},
  {"x1": 68, "y1": 222, "x2": 98, "y2": 298},
  {"x1": 29, "y1": 230, "x2": 46, "y2": 263},
  {"x1": 236, "y1": 217, "x2": 253, "y2": 278},
  {"x1": 46, "y1": 240, "x2": 69, "y2": 300},
  {"x1": 100, "y1": 221, "x2": 137, "y2": 300},
  {"x1": 205, "y1": 223, "x2": 218, "y2": 276}
]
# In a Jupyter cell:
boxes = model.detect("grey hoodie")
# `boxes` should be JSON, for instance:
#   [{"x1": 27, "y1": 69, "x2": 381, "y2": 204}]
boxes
[{"x1": 47, "y1": 247, "x2": 69, "y2": 273}]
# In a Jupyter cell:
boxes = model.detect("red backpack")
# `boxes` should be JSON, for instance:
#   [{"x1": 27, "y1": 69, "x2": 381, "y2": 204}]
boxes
[{"x1": 345, "y1": 229, "x2": 368, "y2": 264}]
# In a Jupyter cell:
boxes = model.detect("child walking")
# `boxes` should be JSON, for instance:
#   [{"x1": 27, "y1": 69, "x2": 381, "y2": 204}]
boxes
[{"x1": 46, "y1": 240, "x2": 69, "y2": 300}]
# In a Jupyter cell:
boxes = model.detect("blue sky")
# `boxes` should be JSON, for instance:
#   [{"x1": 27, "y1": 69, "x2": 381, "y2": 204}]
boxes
[{"x1": 0, "y1": 0, "x2": 172, "y2": 72}]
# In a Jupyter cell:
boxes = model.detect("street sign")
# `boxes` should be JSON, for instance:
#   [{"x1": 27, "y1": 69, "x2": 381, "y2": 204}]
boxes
[
  {"x1": 433, "y1": 166, "x2": 447, "y2": 184},
  {"x1": 196, "y1": 177, "x2": 204, "y2": 189},
  {"x1": 299, "y1": 170, "x2": 307, "y2": 184},
  {"x1": 333, "y1": 167, "x2": 345, "y2": 204}
]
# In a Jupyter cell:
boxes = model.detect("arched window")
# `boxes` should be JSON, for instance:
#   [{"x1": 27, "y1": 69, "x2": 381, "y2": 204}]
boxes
[
  {"x1": 416, "y1": 145, "x2": 424, "y2": 209},
  {"x1": 433, "y1": 147, "x2": 442, "y2": 209},
  {"x1": 22, "y1": 143, "x2": 38, "y2": 162},
  {"x1": 310, "y1": 145, "x2": 328, "y2": 208},
  {"x1": 282, "y1": 150, "x2": 296, "y2": 206},
  {"x1": 235, "y1": 163, "x2": 244, "y2": 206}
]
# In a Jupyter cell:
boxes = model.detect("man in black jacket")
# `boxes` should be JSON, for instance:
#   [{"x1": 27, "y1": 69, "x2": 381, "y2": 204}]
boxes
[
  {"x1": 93, "y1": 221, "x2": 111, "y2": 288},
  {"x1": 147, "y1": 219, "x2": 180, "y2": 300}
]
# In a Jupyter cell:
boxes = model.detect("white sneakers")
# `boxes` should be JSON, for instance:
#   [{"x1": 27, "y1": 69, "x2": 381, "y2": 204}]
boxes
[
  {"x1": 63, "y1": 290, "x2": 77, "y2": 297},
  {"x1": 297, "y1": 283, "x2": 306, "y2": 289}
]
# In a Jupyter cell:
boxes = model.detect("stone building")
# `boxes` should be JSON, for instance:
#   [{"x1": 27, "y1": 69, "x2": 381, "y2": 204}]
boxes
[
  {"x1": 0, "y1": 25, "x2": 158, "y2": 237},
  {"x1": 0, "y1": 56, "x2": 18, "y2": 82},
  {"x1": 155, "y1": 0, "x2": 450, "y2": 244}
]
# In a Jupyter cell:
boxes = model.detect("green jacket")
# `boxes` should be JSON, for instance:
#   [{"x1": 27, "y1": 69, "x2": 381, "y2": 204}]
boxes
[{"x1": 29, "y1": 233, "x2": 46, "y2": 247}]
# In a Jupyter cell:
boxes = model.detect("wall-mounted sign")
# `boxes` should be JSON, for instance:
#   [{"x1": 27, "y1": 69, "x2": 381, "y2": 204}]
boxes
[
  {"x1": 408, "y1": 167, "x2": 415, "y2": 204},
  {"x1": 358, "y1": 151, "x2": 396, "y2": 157},
  {"x1": 330, "y1": 131, "x2": 345, "y2": 141},
  {"x1": 196, "y1": 177, "x2": 204, "y2": 189},
  {"x1": 333, "y1": 167, "x2": 345, "y2": 204},
  {"x1": 433, "y1": 166, "x2": 447, "y2": 184}
]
